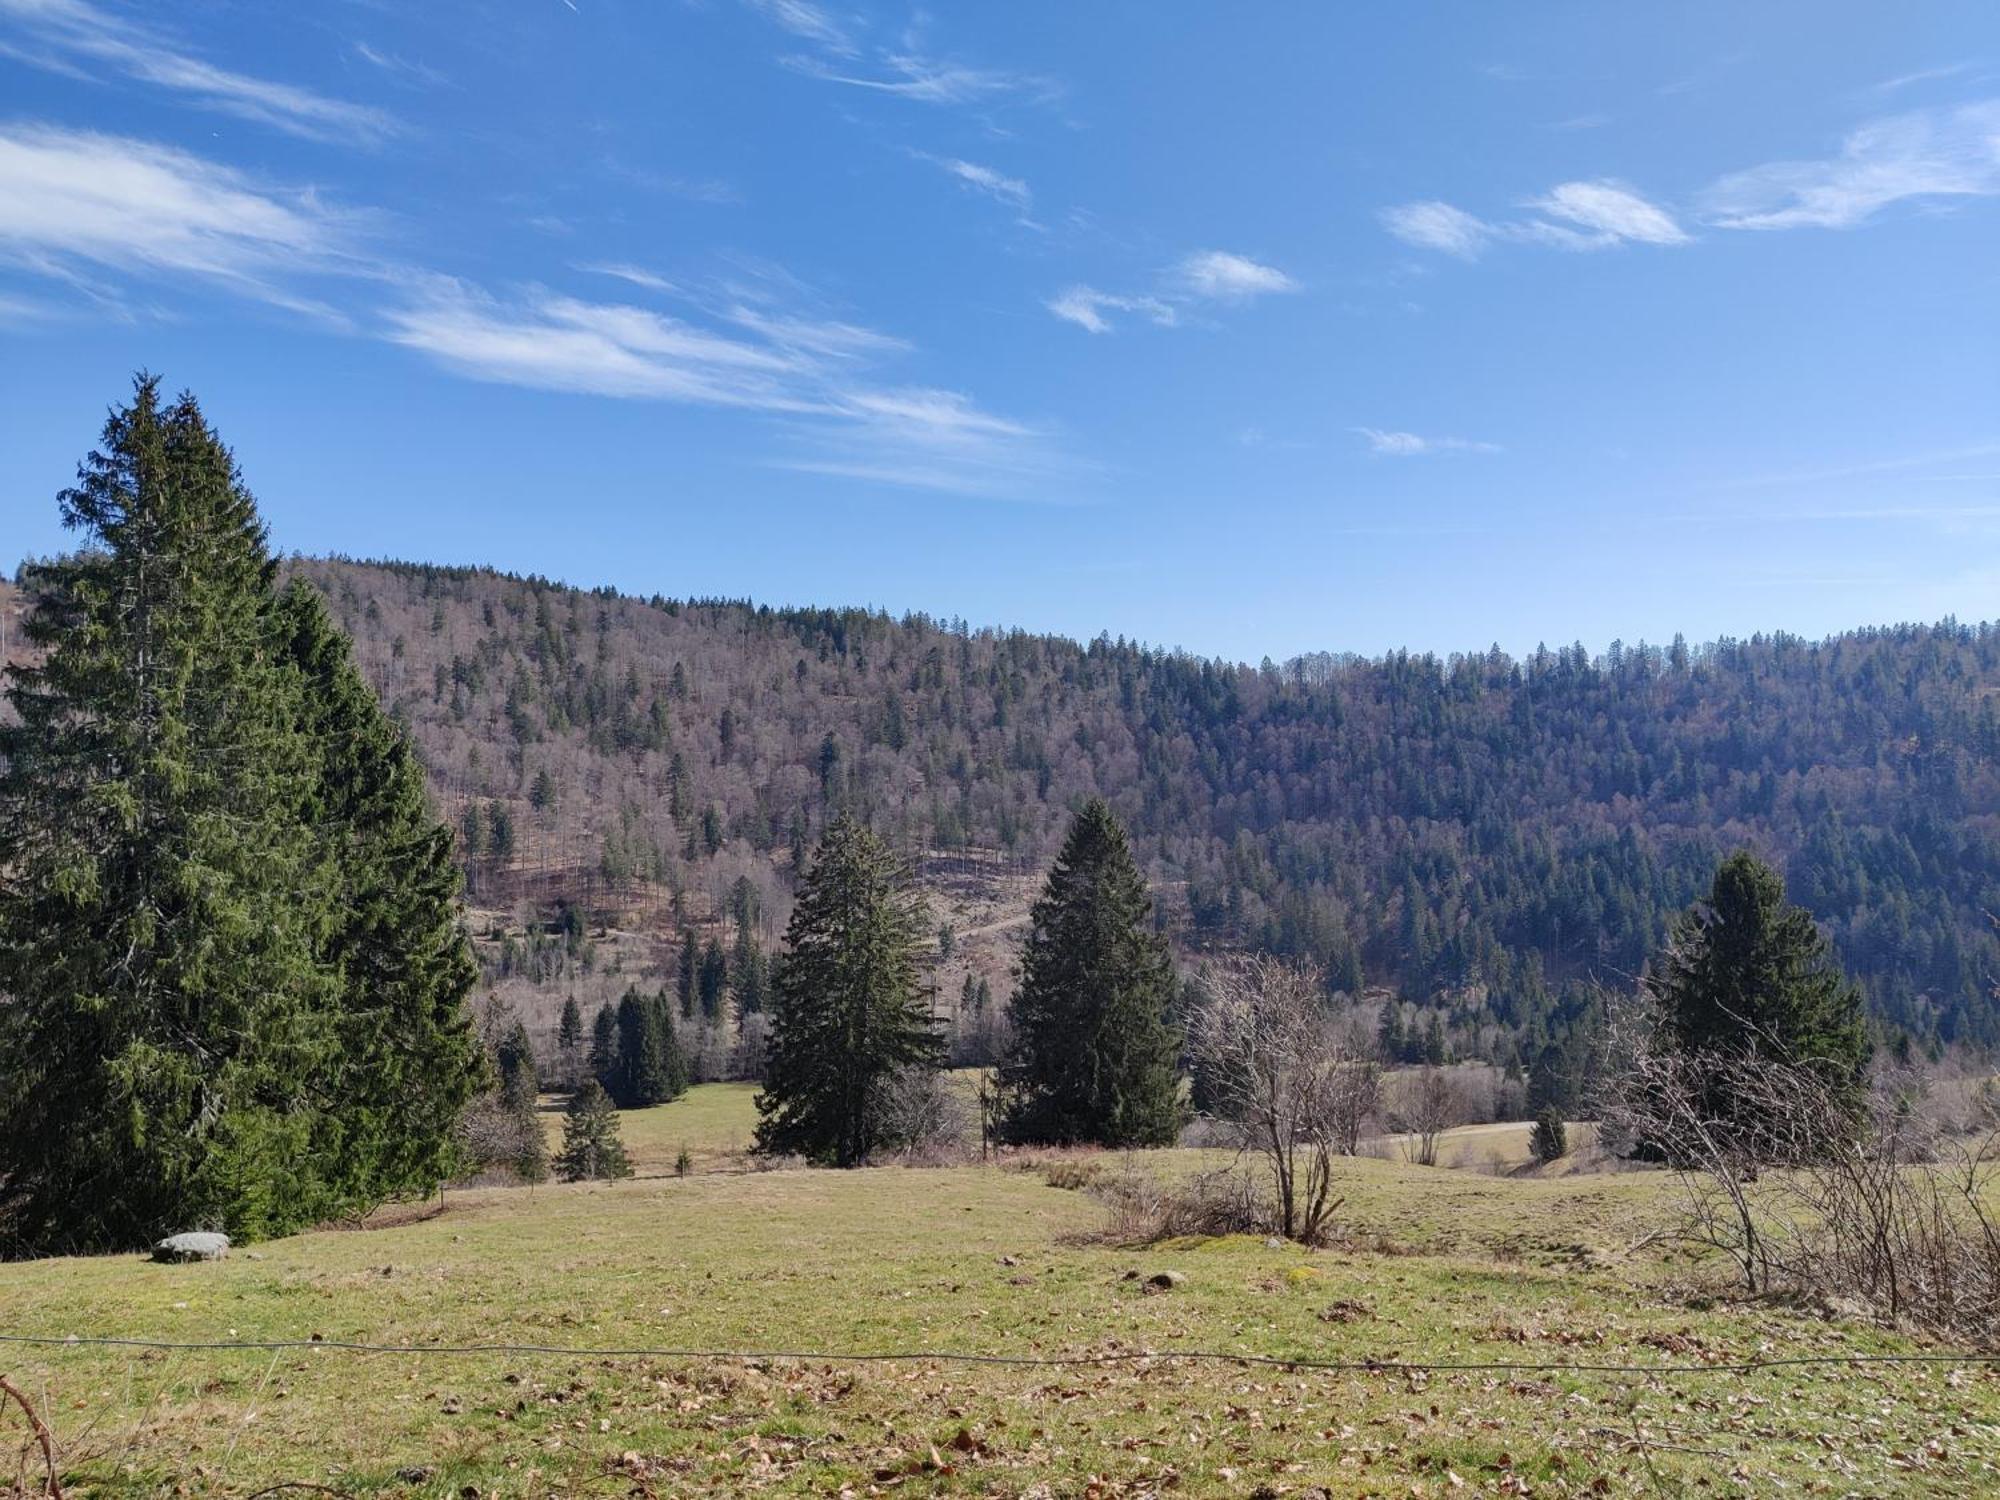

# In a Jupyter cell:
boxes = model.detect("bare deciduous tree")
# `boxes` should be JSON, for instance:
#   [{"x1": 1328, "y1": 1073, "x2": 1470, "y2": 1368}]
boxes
[
  {"x1": 1601, "y1": 1002, "x2": 2000, "y2": 1341},
  {"x1": 1388, "y1": 1065, "x2": 1464, "y2": 1167},
  {"x1": 1189, "y1": 957, "x2": 1378, "y2": 1244}
]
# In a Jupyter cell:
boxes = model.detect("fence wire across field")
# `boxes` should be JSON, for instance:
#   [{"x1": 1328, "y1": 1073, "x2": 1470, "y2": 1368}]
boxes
[{"x1": 2, "y1": 1330, "x2": 1997, "y2": 1378}]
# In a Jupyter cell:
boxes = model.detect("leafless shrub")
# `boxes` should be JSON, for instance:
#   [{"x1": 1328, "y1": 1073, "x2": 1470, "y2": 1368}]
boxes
[
  {"x1": 1187, "y1": 957, "x2": 1373, "y2": 1243},
  {"x1": 1601, "y1": 1006, "x2": 2000, "y2": 1343},
  {"x1": 1085, "y1": 1165, "x2": 1267, "y2": 1244},
  {"x1": 869, "y1": 1065, "x2": 973, "y2": 1163},
  {"x1": 1041, "y1": 1159, "x2": 1103, "y2": 1190},
  {"x1": 1385, "y1": 1065, "x2": 1465, "y2": 1167}
]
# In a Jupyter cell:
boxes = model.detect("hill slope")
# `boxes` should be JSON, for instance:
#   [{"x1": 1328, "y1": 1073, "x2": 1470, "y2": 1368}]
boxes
[{"x1": 8, "y1": 560, "x2": 2000, "y2": 1060}]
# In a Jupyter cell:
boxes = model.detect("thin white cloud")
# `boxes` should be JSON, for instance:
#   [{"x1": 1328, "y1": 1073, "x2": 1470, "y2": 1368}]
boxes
[
  {"x1": 1356, "y1": 427, "x2": 1502, "y2": 457},
  {"x1": 1046, "y1": 285, "x2": 1177, "y2": 334},
  {"x1": 1047, "y1": 251, "x2": 1293, "y2": 334},
  {"x1": 0, "y1": 0, "x2": 395, "y2": 143},
  {"x1": 1174, "y1": 249, "x2": 1297, "y2": 300},
  {"x1": 1380, "y1": 200, "x2": 1491, "y2": 258},
  {"x1": 782, "y1": 48, "x2": 1056, "y2": 107},
  {"x1": 1523, "y1": 179, "x2": 1689, "y2": 248},
  {"x1": 382, "y1": 283, "x2": 821, "y2": 408},
  {"x1": 930, "y1": 156, "x2": 1030, "y2": 211},
  {"x1": 352, "y1": 41, "x2": 449, "y2": 90},
  {"x1": 385, "y1": 281, "x2": 1065, "y2": 497},
  {"x1": 743, "y1": 0, "x2": 857, "y2": 56},
  {"x1": 0, "y1": 124, "x2": 360, "y2": 316},
  {"x1": 0, "y1": 118, "x2": 1060, "y2": 500},
  {"x1": 576, "y1": 261, "x2": 679, "y2": 295},
  {"x1": 1870, "y1": 62, "x2": 1978, "y2": 96},
  {"x1": 1701, "y1": 99, "x2": 2000, "y2": 230}
]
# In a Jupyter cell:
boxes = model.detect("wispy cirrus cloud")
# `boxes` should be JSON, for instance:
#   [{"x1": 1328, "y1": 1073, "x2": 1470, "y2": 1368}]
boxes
[
  {"x1": 1047, "y1": 250, "x2": 1295, "y2": 334},
  {"x1": 0, "y1": 123, "x2": 364, "y2": 317},
  {"x1": 745, "y1": 2, "x2": 1057, "y2": 113},
  {"x1": 783, "y1": 47, "x2": 1056, "y2": 107},
  {"x1": 0, "y1": 0, "x2": 395, "y2": 143},
  {"x1": 1701, "y1": 99, "x2": 2000, "y2": 230},
  {"x1": 1384, "y1": 180, "x2": 1685, "y2": 259},
  {"x1": 923, "y1": 155, "x2": 1031, "y2": 212},
  {"x1": 386, "y1": 278, "x2": 1066, "y2": 496},
  {"x1": 1173, "y1": 249, "x2": 1296, "y2": 299},
  {"x1": 1356, "y1": 427, "x2": 1502, "y2": 457},
  {"x1": 1045, "y1": 285, "x2": 1176, "y2": 334},
  {"x1": 1524, "y1": 180, "x2": 1689, "y2": 247},
  {"x1": 742, "y1": 0, "x2": 857, "y2": 57},
  {"x1": 1386, "y1": 100, "x2": 2000, "y2": 263},
  {"x1": 0, "y1": 121, "x2": 1063, "y2": 499},
  {"x1": 1380, "y1": 200, "x2": 1490, "y2": 259}
]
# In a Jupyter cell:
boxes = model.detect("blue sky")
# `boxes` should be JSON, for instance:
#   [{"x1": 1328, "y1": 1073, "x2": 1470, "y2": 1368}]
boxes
[{"x1": 1, "y1": 1, "x2": 1995, "y2": 662}]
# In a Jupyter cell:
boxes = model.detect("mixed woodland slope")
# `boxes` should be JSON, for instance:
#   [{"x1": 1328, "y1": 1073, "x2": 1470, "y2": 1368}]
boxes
[{"x1": 6, "y1": 560, "x2": 1999, "y2": 1062}]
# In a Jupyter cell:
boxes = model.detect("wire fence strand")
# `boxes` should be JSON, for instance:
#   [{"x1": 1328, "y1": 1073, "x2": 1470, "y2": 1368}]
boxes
[{"x1": 3, "y1": 1331, "x2": 1996, "y2": 1378}]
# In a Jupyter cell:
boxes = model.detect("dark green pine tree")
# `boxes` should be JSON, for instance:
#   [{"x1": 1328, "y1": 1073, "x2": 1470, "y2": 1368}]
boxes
[
  {"x1": 1649, "y1": 851, "x2": 1872, "y2": 1125},
  {"x1": 553, "y1": 1082, "x2": 632, "y2": 1182},
  {"x1": 557, "y1": 995, "x2": 584, "y2": 1082},
  {"x1": 0, "y1": 379, "x2": 342, "y2": 1252},
  {"x1": 612, "y1": 987, "x2": 685, "y2": 1107},
  {"x1": 753, "y1": 817, "x2": 941, "y2": 1167},
  {"x1": 677, "y1": 930, "x2": 700, "y2": 1020},
  {"x1": 588, "y1": 1003, "x2": 619, "y2": 1089},
  {"x1": 273, "y1": 580, "x2": 485, "y2": 1208},
  {"x1": 1529, "y1": 1108, "x2": 1568, "y2": 1164},
  {"x1": 1001, "y1": 798, "x2": 1185, "y2": 1147}
]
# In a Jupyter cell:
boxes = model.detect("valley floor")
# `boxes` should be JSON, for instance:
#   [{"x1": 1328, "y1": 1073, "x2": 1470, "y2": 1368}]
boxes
[{"x1": 1, "y1": 1088, "x2": 1995, "y2": 1496}]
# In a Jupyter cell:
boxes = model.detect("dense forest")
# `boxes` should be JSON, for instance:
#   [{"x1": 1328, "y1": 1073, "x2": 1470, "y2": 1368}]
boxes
[{"x1": 5, "y1": 558, "x2": 1998, "y2": 1065}]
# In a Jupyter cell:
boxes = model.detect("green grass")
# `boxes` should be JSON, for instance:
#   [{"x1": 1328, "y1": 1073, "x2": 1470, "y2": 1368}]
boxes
[
  {"x1": 2, "y1": 1146, "x2": 1996, "y2": 1497},
  {"x1": 541, "y1": 1082, "x2": 764, "y2": 1177}
]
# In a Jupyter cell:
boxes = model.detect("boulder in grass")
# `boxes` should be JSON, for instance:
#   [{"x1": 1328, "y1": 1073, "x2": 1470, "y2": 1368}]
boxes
[{"x1": 153, "y1": 1232, "x2": 230, "y2": 1263}]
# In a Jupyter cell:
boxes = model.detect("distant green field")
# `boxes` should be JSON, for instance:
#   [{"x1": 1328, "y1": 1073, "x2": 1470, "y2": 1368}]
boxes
[
  {"x1": 541, "y1": 1081, "x2": 765, "y2": 1177},
  {"x1": 2, "y1": 1137, "x2": 1994, "y2": 1496}
]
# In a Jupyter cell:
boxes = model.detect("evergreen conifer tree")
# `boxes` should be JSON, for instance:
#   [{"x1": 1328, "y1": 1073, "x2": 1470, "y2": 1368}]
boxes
[
  {"x1": 1000, "y1": 799, "x2": 1185, "y2": 1147},
  {"x1": 753, "y1": 817, "x2": 940, "y2": 1166},
  {"x1": 273, "y1": 580, "x2": 483, "y2": 1207},
  {"x1": 0, "y1": 379, "x2": 486, "y2": 1253},
  {"x1": 0, "y1": 380, "x2": 342, "y2": 1251},
  {"x1": 1529, "y1": 1109, "x2": 1568, "y2": 1164},
  {"x1": 1649, "y1": 851, "x2": 1871, "y2": 1126},
  {"x1": 612, "y1": 987, "x2": 683, "y2": 1107},
  {"x1": 588, "y1": 1003, "x2": 618, "y2": 1088},
  {"x1": 557, "y1": 995, "x2": 584, "y2": 1082},
  {"x1": 553, "y1": 1082, "x2": 632, "y2": 1181}
]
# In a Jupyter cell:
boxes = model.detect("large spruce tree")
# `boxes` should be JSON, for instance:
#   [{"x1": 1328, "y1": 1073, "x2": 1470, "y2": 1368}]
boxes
[
  {"x1": 753, "y1": 817, "x2": 939, "y2": 1166},
  {"x1": 275, "y1": 580, "x2": 484, "y2": 1207},
  {"x1": 0, "y1": 378, "x2": 480, "y2": 1254},
  {"x1": 1649, "y1": 850, "x2": 1871, "y2": 1127},
  {"x1": 1002, "y1": 798, "x2": 1185, "y2": 1146}
]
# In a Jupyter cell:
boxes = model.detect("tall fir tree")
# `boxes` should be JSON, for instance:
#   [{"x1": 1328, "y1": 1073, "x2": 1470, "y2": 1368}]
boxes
[
  {"x1": 0, "y1": 379, "x2": 340, "y2": 1251},
  {"x1": 557, "y1": 995, "x2": 584, "y2": 1083},
  {"x1": 273, "y1": 580, "x2": 484, "y2": 1207},
  {"x1": 588, "y1": 1003, "x2": 619, "y2": 1089},
  {"x1": 553, "y1": 1082, "x2": 632, "y2": 1182},
  {"x1": 1649, "y1": 850, "x2": 1872, "y2": 1127},
  {"x1": 0, "y1": 378, "x2": 483, "y2": 1254},
  {"x1": 612, "y1": 987, "x2": 686, "y2": 1106},
  {"x1": 1001, "y1": 799, "x2": 1185, "y2": 1147},
  {"x1": 753, "y1": 817, "x2": 941, "y2": 1166}
]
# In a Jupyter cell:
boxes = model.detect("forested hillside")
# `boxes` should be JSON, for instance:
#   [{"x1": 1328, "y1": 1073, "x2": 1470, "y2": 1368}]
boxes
[{"x1": 6, "y1": 559, "x2": 1998, "y2": 1061}]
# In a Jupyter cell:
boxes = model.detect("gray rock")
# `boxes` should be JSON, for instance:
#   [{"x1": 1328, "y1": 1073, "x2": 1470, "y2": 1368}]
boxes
[
  {"x1": 153, "y1": 1232, "x2": 230, "y2": 1263},
  {"x1": 1142, "y1": 1270, "x2": 1186, "y2": 1292}
]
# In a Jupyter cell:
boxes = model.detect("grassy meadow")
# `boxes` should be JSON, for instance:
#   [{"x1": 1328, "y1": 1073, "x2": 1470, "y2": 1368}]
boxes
[{"x1": 0, "y1": 1086, "x2": 1994, "y2": 1496}]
